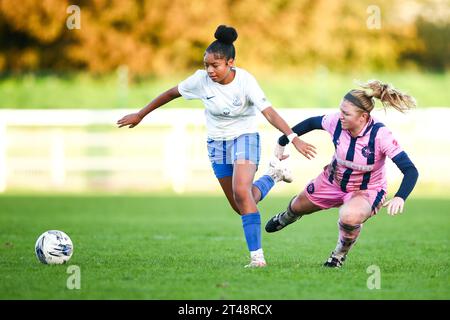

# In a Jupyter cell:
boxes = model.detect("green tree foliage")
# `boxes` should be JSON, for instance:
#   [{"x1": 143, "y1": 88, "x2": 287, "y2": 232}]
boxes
[{"x1": 0, "y1": 0, "x2": 448, "y2": 75}]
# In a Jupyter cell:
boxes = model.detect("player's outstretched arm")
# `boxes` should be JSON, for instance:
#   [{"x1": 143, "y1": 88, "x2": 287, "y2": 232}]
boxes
[
  {"x1": 383, "y1": 151, "x2": 419, "y2": 215},
  {"x1": 273, "y1": 116, "x2": 324, "y2": 160},
  {"x1": 117, "y1": 86, "x2": 181, "y2": 128},
  {"x1": 261, "y1": 107, "x2": 316, "y2": 160}
]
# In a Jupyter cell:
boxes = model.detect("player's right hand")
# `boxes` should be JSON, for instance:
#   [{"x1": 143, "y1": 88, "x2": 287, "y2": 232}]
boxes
[{"x1": 117, "y1": 113, "x2": 143, "y2": 128}]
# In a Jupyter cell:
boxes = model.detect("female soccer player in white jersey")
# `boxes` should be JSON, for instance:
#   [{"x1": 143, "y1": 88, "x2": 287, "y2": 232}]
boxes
[
  {"x1": 265, "y1": 80, "x2": 419, "y2": 268},
  {"x1": 117, "y1": 25, "x2": 316, "y2": 268}
]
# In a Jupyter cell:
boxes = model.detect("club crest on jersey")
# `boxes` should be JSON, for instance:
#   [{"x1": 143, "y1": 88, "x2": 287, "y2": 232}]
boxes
[
  {"x1": 307, "y1": 182, "x2": 315, "y2": 194},
  {"x1": 361, "y1": 145, "x2": 374, "y2": 158},
  {"x1": 232, "y1": 96, "x2": 242, "y2": 107}
]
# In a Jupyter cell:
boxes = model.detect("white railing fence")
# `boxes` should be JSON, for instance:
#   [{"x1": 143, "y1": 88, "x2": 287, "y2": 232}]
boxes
[{"x1": 0, "y1": 108, "x2": 448, "y2": 196}]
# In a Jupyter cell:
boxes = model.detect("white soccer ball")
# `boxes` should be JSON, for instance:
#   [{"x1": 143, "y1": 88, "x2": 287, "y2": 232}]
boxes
[{"x1": 35, "y1": 230, "x2": 73, "y2": 264}]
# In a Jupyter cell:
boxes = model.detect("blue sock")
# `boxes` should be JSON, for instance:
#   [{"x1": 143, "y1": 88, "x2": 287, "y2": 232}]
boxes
[
  {"x1": 253, "y1": 175, "x2": 275, "y2": 201},
  {"x1": 241, "y1": 212, "x2": 261, "y2": 252}
]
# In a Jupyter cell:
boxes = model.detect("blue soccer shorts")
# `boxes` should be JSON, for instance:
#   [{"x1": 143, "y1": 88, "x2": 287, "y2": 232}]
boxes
[{"x1": 207, "y1": 132, "x2": 261, "y2": 179}]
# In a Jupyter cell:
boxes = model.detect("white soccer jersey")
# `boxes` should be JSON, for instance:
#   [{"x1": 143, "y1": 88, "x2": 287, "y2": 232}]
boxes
[{"x1": 178, "y1": 67, "x2": 271, "y2": 140}]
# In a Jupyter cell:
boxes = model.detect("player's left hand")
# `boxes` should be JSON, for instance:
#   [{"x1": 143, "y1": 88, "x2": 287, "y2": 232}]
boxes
[
  {"x1": 292, "y1": 137, "x2": 316, "y2": 160},
  {"x1": 383, "y1": 197, "x2": 405, "y2": 215},
  {"x1": 274, "y1": 142, "x2": 289, "y2": 160}
]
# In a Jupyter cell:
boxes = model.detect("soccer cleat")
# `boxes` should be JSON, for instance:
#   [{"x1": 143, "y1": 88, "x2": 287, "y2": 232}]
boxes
[
  {"x1": 323, "y1": 251, "x2": 346, "y2": 268},
  {"x1": 266, "y1": 158, "x2": 293, "y2": 183},
  {"x1": 245, "y1": 250, "x2": 267, "y2": 268},
  {"x1": 265, "y1": 212, "x2": 287, "y2": 233}
]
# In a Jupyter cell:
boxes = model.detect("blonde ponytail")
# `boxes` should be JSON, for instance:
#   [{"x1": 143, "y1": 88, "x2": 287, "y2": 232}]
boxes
[{"x1": 358, "y1": 80, "x2": 417, "y2": 113}]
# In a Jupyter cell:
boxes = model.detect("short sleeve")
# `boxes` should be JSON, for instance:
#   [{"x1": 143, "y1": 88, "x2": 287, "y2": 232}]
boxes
[
  {"x1": 178, "y1": 70, "x2": 204, "y2": 100},
  {"x1": 246, "y1": 74, "x2": 271, "y2": 111},
  {"x1": 321, "y1": 112, "x2": 340, "y2": 135},
  {"x1": 378, "y1": 127, "x2": 403, "y2": 159}
]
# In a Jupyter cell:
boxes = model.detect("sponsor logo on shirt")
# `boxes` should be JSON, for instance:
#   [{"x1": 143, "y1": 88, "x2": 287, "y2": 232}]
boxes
[
  {"x1": 222, "y1": 108, "x2": 230, "y2": 116},
  {"x1": 336, "y1": 157, "x2": 374, "y2": 172}
]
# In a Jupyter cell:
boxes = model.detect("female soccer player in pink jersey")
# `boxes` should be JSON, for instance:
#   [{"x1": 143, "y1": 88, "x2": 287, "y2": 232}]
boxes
[
  {"x1": 117, "y1": 25, "x2": 316, "y2": 268},
  {"x1": 265, "y1": 80, "x2": 419, "y2": 268}
]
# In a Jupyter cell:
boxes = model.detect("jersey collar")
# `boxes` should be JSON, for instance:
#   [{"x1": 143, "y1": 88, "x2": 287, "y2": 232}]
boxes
[{"x1": 348, "y1": 117, "x2": 374, "y2": 138}]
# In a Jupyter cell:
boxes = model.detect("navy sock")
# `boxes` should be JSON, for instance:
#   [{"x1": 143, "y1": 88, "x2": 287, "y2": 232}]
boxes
[
  {"x1": 241, "y1": 212, "x2": 261, "y2": 252},
  {"x1": 253, "y1": 175, "x2": 275, "y2": 201}
]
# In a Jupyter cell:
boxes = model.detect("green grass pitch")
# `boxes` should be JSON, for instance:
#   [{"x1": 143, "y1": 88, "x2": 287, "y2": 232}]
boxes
[{"x1": 0, "y1": 194, "x2": 448, "y2": 299}]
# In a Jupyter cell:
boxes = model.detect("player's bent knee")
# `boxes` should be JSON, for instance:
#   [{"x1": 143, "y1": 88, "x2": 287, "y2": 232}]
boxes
[
  {"x1": 233, "y1": 188, "x2": 252, "y2": 205},
  {"x1": 339, "y1": 211, "x2": 366, "y2": 225}
]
